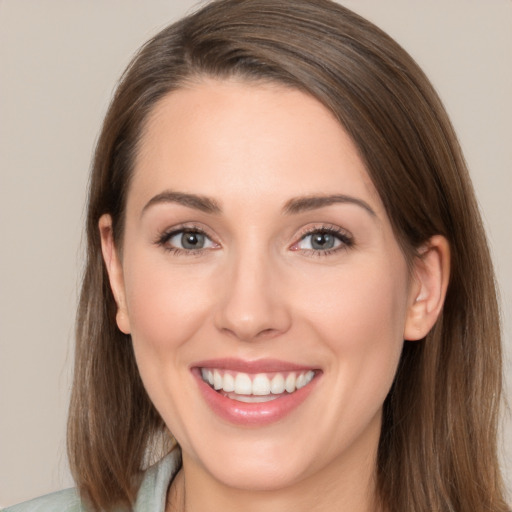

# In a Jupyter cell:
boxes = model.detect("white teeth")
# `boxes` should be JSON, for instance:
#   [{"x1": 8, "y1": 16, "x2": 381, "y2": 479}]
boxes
[
  {"x1": 223, "y1": 372, "x2": 235, "y2": 392},
  {"x1": 252, "y1": 374, "x2": 271, "y2": 395},
  {"x1": 285, "y1": 373, "x2": 296, "y2": 393},
  {"x1": 270, "y1": 373, "x2": 285, "y2": 394},
  {"x1": 213, "y1": 370, "x2": 223, "y2": 390},
  {"x1": 234, "y1": 373, "x2": 252, "y2": 395},
  {"x1": 201, "y1": 369, "x2": 316, "y2": 396},
  {"x1": 201, "y1": 368, "x2": 214, "y2": 386},
  {"x1": 297, "y1": 371, "x2": 315, "y2": 389}
]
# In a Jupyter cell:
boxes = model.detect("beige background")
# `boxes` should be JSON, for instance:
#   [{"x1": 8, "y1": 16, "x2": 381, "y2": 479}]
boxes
[{"x1": 0, "y1": 0, "x2": 511, "y2": 507}]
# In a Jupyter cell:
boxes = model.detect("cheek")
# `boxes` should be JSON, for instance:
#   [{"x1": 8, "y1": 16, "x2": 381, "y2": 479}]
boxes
[
  {"x1": 299, "y1": 262, "x2": 409, "y2": 457},
  {"x1": 120, "y1": 252, "x2": 216, "y2": 436},
  {"x1": 123, "y1": 255, "x2": 213, "y2": 350},
  {"x1": 297, "y1": 257, "x2": 409, "y2": 409},
  {"x1": 302, "y1": 257, "x2": 409, "y2": 341}
]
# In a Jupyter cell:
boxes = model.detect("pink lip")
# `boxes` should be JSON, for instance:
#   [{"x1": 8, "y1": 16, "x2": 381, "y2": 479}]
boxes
[
  {"x1": 191, "y1": 358, "x2": 321, "y2": 426},
  {"x1": 193, "y1": 357, "x2": 316, "y2": 373}
]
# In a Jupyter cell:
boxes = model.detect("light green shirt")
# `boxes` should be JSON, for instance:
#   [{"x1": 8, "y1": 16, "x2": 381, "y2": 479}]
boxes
[{"x1": 3, "y1": 451, "x2": 180, "y2": 512}]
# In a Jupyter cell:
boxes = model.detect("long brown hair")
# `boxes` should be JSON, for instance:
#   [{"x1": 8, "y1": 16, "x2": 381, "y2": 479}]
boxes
[{"x1": 68, "y1": 1, "x2": 509, "y2": 510}]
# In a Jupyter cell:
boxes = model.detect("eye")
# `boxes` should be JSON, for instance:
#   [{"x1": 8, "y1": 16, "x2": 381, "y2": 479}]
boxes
[
  {"x1": 170, "y1": 230, "x2": 211, "y2": 250},
  {"x1": 299, "y1": 231, "x2": 340, "y2": 251},
  {"x1": 290, "y1": 226, "x2": 353, "y2": 254},
  {"x1": 157, "y1": 227, "x2": 219, "y2": 253}
]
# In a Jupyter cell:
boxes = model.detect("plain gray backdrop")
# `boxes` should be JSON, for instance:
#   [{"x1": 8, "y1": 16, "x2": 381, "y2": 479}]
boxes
[{"x1": 1, "y1": 0, "x2": 511, "y2": 506}]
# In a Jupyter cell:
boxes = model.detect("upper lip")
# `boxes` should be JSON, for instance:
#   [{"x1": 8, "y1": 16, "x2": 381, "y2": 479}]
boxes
[{"x1": 192, "y1": 358, "x2": 318, "y2": 374}]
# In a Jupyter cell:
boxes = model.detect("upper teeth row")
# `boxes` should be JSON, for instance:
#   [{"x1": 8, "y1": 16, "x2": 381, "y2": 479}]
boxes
[{"x1": 200, "y1": 369, "x2": 315, "y2": 395}]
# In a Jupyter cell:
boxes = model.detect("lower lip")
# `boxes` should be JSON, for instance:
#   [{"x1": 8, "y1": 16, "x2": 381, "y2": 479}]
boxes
[{"x1": 193, "y1": 369, "x2": 320, "y2": 426}]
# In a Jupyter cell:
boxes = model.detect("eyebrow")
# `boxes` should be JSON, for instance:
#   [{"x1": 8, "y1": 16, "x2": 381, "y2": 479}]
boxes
[
  {"x1": 283, "y1": 194, "x2": 376, "y2": 217},
  {"x1": 141, "y1": 190, "x2": 222, "y2": 216},
  {"x1": 141, "y1": 190, "x2": 376, "y2": 218}
]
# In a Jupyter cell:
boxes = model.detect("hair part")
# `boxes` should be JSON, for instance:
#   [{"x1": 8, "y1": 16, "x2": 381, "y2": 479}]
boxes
[{"x1": 68, "y1": 1, "x2": 508, "y2": 510}]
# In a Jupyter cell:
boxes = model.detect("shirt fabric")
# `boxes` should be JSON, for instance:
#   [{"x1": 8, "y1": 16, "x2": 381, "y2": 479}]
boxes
[{"x1": 3, "y1": 450, "x2": 181, "y2": 512}]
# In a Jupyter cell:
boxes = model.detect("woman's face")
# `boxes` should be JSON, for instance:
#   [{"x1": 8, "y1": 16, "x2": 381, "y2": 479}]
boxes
[{"x1": 102, "y1": 80, "x2": 423, "y2": 493}]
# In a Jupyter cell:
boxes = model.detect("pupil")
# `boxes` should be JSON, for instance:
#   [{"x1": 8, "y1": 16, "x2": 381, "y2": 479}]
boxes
[
  {"x1": 181, "y1": 232, "x2": 204, "y2": 249},
  {"x1": 311, "y1": 232, "x2": 334, "y2": 250}
]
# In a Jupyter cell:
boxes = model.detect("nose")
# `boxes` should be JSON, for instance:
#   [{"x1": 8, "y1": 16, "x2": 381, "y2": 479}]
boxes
[{"x1": 214, "y1": 250, "x2": 292, "y2": 342}]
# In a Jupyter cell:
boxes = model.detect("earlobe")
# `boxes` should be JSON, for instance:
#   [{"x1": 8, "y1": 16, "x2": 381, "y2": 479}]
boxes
[
  {"x1": 404, "y1": 235, "x2": 450, "y2": 341},
  {"x1": 98, "y1": 214, "x2": 131, "y2": 334}
]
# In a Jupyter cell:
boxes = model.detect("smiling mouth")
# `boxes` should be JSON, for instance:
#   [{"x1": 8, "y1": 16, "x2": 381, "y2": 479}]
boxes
[{"x1": 200, "y1": 368, "x2": 316, "y2": 403}]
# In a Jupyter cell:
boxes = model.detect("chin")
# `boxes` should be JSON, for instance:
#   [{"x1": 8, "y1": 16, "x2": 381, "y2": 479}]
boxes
[
  {"x1": 204, "y1": 454, "x2": 309, "y2": 492},
  {"x1": 178, "y1": 428, "x2": 317, "y2": 491}
]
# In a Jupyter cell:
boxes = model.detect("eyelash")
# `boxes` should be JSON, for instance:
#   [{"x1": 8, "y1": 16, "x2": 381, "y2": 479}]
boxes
[
  {"x1": 155, "y1": 223, "x2": 218, "y2": 256},
  {"x1": 155, "y1": 223, "x2": 354, "y2": 257},
  {"x1": 291, "y1": 224, "x2": 354, "y2": 257}
]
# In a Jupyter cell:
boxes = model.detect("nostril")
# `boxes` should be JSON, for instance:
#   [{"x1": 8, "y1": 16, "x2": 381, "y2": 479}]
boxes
[
  {"x1": 256, "y1": 328, "x2": 280, "y2": 339},
  {"x1": 220, "y1": 325, "x2": 284, "y2": 342}
]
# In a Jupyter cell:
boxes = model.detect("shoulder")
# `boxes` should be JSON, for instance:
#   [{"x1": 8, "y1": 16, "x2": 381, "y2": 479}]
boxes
[
  {"x1": 2, "y1": 488, "x2": 85, "y2": 512},
  {"x1": 3, "y1": 450, "x2": 181, "y2": 512}
]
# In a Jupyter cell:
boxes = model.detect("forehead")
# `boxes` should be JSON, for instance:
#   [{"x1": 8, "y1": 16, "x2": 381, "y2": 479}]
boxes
[{"x1": 130, "y1": 79, "x2": 382, "y2": 215}]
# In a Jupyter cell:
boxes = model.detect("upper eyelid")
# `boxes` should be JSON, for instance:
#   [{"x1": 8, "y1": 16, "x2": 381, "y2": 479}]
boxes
[
  {"x1": 295, "y1": 223, "x2": 352, "y2": 239},
  {"x1": 158, "y1": 222, "x2": 215, "y2": 238}
]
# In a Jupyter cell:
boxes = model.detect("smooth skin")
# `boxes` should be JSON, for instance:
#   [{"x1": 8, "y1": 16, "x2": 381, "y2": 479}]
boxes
[{"x1": 100, "y1": 79, "x2": 450, "y2": 512}]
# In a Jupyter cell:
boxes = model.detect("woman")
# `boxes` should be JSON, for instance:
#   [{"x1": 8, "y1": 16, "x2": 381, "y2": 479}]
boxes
[{"x1": 6, "y1": 0, "x2": 509, "y2": 510}]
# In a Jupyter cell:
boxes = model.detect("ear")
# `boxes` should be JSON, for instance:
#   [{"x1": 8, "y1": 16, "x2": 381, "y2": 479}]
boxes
[
  {"x1": 98, "y1": 214, "x2": 131, "y2": 334},
  {"x1": 404, "y1": 235, "x2": 450, "y2": 341}
]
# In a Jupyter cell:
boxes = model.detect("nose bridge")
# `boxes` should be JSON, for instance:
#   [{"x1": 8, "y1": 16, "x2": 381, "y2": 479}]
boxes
[{"x1": 215, "y1": 241, "x2": 291, "y2": 341}]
